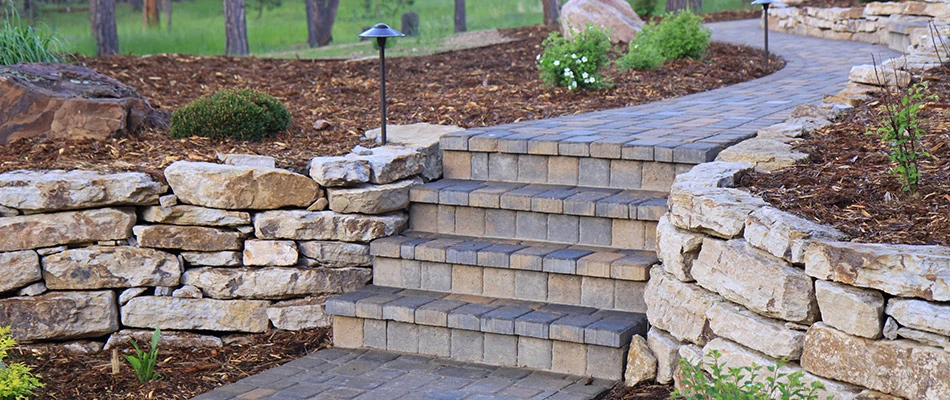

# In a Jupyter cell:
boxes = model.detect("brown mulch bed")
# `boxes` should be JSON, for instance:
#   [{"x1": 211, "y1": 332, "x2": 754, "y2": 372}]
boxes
[
  {"x1": 13, "y1": 328, "x2": 330, "y2": 400},
  {"x1": 741, "y1": 66, "x2": 950, "y2": 247},
  {"x1": 604, "y1": 382, "x2": 675, "y2": 400},
  {"x1": 0, "y1": 24, "x2": 781, "y2": 176}
]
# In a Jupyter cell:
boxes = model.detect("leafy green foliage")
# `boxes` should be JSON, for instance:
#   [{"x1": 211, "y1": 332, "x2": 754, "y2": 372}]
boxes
[
  {"x1": 353, "y1": 0, "x2": 415, "y2": 19},
  {"x1": 0, "y1": 4, "x2": 66, "y2": 65},
  {"x1": 674, "y1": 350, "x2": 831, "y2": 400},
  {"x1": 617, "y1": 10, "x2": 711, "y2": 71},
  {"x1": 629, "y1": 0, "x2": 660, "y2": 17},
  {"x1": 170, "y1": 88, "x2": 291, "y2": 141},
  {"x1": 123, "y1": 329, "x2": 162, "y2": 383},
  {"x1": 0, "y1": 326, "x2": 43, "y2": 400},
  {"x1": 868, "y1": 82, "x2": 936, "y2": 193},
  {"x1": 537, "y1": 24, "x2": 611, "y2": 91}
]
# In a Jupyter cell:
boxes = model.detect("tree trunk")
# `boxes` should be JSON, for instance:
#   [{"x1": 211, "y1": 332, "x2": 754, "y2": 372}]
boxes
[
  {"x1": 163, "y1": 0, "x2": 171, "y2": 32},
  {"x1": 143, "y1": 0, "x2": 160, "y2": 27},
  {"x1": 130, "y1": 0, "x2": 141, "y2": 12},
  {"x1": 22, "y1": 0, "x2": 33, "y2": 20},
  {"x1": 96, "y1": 0, "x2": 119, "y2": 56},
  {"x1": 224, "y1": 0, "x2": 249, "y2": 55},
  {"x1": 307, "y1": 0, "x2": 338, "y2": 48},
  {"x1": 666, "y1": 0, "x2": 702, "y2": 13},
  {"x1": 542, "y1": 0, "x2": 558, "y2": 26},
  {"x1": 89, "y1": 0, "x2": 97, "y2": 36},
  {"x1": 454, "y1": 0, "x2": 465, "y2": 33}
]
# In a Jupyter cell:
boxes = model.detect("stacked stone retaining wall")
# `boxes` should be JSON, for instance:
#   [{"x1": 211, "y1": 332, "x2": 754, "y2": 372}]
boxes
[{"x1": 0, "y1": 138, "x2": 440, "y2": 352}]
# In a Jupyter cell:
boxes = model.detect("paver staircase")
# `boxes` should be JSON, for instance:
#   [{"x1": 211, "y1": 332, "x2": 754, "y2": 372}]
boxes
[{"x1": 326, "y1": 125, "x2": 717, "y2": 382}]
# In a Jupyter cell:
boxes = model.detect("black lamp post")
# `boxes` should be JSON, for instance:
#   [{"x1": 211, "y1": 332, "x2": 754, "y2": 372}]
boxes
[
  {"x1": 359, "y1": 23, "x2": 405, "y2": 145},
  {"x1": 752, "y1": 0, "x2": 775, "y2": 64}
]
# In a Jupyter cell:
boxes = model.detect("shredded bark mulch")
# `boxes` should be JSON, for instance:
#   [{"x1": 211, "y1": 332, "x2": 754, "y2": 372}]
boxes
[
  {"x1": 741, "y1": 66, "x2": 950, "y2": 247},
  {"x1": 13, "y1": 328, "x2": 330, "y2": 400},
  {"x1": 604, "y1": 382, "x2": 675, "y2": 400},
  {"x1": 0, "y1": 24, "x2": 781, "y2": 176}
]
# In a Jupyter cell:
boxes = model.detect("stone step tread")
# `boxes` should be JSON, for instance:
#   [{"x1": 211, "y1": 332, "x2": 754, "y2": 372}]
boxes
[
  {"x1": 410, "y1": 179, "x2": 668, "y2": 221},
  {"x1": 439, "y1": 127, "x2": 735, "y2": 164},
  {"x1": 327, "y1": 285, "x2": 647, "y2": 348},
  {"x1": 371, "y1": 233, "x2": 657, "y2": 281}
]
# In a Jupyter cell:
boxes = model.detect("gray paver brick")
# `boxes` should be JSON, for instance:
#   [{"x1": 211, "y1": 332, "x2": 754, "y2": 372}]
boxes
[
  {"x1": 446, "y1": 241, "x2": 494, "y2": 265},
  {"x1": 472, "y1": 152, "x2": 490, "y2": 181},
  {"x1": 481, "y1": 305, "x2": 534, "y2": 335},
  {"x1": 514, "y1": 310, "x2": 564, "y2": 339},
  {"x1": 584, "y1": 317, "x2": 645, "y2": 347},
  {"x1": 387, "y1": 321, "x2": 419, "y2": 353},
  {"x1": 363, "y1": 319, "x2": 387, "y2": 350},
  {"x1": 580, "y1": 277, "x2": 615, "y2": 310},
  {"x1": 382, "y1": 295, "x2": 437, "y2": 323},
  {"x1": 513, "y1": 270, "x2": 548, "y2": 302},
  {"x1": 546, "y1": 214, "x2": 579, "y2": 244},
  {"x1": 451, "y1": 329, "x2": 485, "y2": 363},
  {"x1": 578, "y1": 216, "x2": 612, "y2": 247},
  {"x1": 418, "y1": 325, "x2": 451, "y2": 358},
  {"x1": 416, "y1": 299, "x2": 467, "y2": 326},
  {"x1": 476, "y1": 244, "x2": 525, "y2": 268},
  {"x1": 548, "y1": 314, "x2": 602, "y2": 343},
  {"x1": 488, "y1": 153, "x2": 519, "y2": 182},
  {"x1": 482, "y1": 268, "x2": 516, "y2": 299},
  {"x1": 541, "y1": 248, "x2": 592, "y2": 275},
  {"x1": 516, "y1": 337, "x2": 553, "y2": 370},
  {"x1": 421, "y1": 261, "x2": 453, "y2": 292},
  {"x1": 448, "y1": 303, "x2": 500, "y2": 331},
  {"x1": 355, "y1": 294, "x2": 402, "y2": 319},
  {"x1": 482, "y1": 332, "x2": 519, "y2": 366},
  {"x1": 517, "y1": 155, "x2": 549, "y2": 183}
]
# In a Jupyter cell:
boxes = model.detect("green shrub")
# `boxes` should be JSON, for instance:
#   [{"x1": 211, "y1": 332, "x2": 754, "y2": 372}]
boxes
[
  {"x1": 867, "y1": 81, "x2": 936, "y2": 193},
  {"x1": 629, "y1": 0, "x2": 659, "y2": 18},
  {"x1": 0, "y1": 326, "x2": 44, "y2": 400},
  {"x1": 617, "y1": 10, "x2": 711, "y2": 71},
  {"x1": 0, "y1": 4, "x2": 66, "y2": 65},
  {"x1": 674, "y1": 350, "x2": 831, "y2": 400},
  {"x1": 537, "y1": 24, "x2": 611, "y2": 91},
  {"x1": 170, "y1": 88, "x2": 291, "y2": 141}
]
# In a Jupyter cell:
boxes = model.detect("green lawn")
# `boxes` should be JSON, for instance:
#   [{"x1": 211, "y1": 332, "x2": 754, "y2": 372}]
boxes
[{"x1": 29, "y1": 0, "x2": 755, "y2": 57}]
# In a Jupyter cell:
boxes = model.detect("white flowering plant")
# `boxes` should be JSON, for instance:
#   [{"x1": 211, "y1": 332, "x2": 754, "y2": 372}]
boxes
[{"x1": 537, "y1": 24, "x2": 611, "y2": 91}]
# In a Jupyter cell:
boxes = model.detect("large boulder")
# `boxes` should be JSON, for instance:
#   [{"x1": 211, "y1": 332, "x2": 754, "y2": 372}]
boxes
[
  {"x1": 0, "y1": 170, "x2": 166, "y2": 212},
  {"x1": 0, "y1": 63, "x2": 162, "y2": 144},
  {"x1": 560, "y1": 0, "x2": 644, "y2": 43},
  {"x1": 164, "y1": 161, "x2": 320, "y2": 210}
]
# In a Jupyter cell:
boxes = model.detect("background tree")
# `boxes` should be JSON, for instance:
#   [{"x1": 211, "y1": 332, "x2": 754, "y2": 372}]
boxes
[
  {"x1": 224, "y1": 0, "x2": 248, "y2": 55},
  {"x1": 542, "y1": 0, "x2": 558, "y2": 26},
  {"x1": 305, "y1": 0, "x2": 338, "y2": 47},
  {"x1": 95, "y1": 0, "x2": 118, "y2": 55},
  {"x1": 162, "y1": 0, "x2": 171, "y2": 32},
  {"x1": 143, "y1": 0, "x2": 160, "y2": 27},
  {"x1": 252, "y1": 0, "x2": 281, "y2": 21},
  {"x1": 666, "y1": 0, "x2": 702, "y2": 13},
  {"x1": 89, "y1": 0, "x2": 96, "y2": 35},
  {"x1": 454, "y1": 0, "x2": 465, "y2": 33}
]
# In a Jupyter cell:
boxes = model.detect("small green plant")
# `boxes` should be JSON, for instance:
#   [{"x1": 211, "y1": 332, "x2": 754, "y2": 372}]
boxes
[
  {"x1": 617, "y1": 10, "x2": 711, "y2": 71},
  {"x1": 674, "y1": 350, "x2": 830, "y2": 400},
  {"x1": 0, "y1": 4, "x2": 66, "y2": 65},
  {"x1": 867, "y1": 79, "x2": 936, "y2": 193},
  {"x1": 123, "y1": 328, "x2": 162, "y2": 383},
  {"x1": 629, "y1": 0, "x2": 660, "y2": 18},
  {"x1": 0, "y1": 326, "x2": 43, "y2": 400},
  {"x1": 170, "y1": 88, "x2": 291, "y2": 141},
  {"x1": 537, "y1": 23, "x2": 611, "y2": 91}
]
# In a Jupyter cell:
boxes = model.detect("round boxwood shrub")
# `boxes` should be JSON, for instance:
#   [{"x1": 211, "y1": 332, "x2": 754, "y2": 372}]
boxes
[{"x1": 169, "y1": 88, "x2": 291, "y2": 141}]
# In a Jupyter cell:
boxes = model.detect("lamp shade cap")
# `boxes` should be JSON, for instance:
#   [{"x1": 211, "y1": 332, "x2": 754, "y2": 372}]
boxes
[
  {"x1": 359, "y1": 23, "x2": 406, "y2": 38},
  {"x1": 751, "y1": 0, "x2": 775, "y2": 4}
]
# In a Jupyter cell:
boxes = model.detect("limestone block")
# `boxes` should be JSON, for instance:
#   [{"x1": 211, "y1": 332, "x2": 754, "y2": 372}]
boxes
[
  {"x1": 327, "y1": 178, "x2": 418, "y2": 214},
  {"x1": 815, "y1": 280, "x2": 884, "y2": 339},
  {"x1": 297, "y1": 241, "x2": 372, "y2": 268},
  {"x1": 266, "y1": 297, "x2": 332, "y2": 330},
  {"x1": 105, "y1": 329, "x2": 223, "y2": 350},
  {"x1": 121, "y1": 296, "x2": 271, "y2": 333},
  {"x1": 16, "y1": 282, "x2": 46, "y2": 297},
  {"x1": 706, "y1": 301, "x2": 806, "y2": 360},
  {"x1": 655, "y1": 215, "x2": 704, "y2": 282},
  {"x1": 865, "y1": 2, "x2": 905, "y2": 16},
  {"x1": 706, "y1": 337, "x2": 863, "y2": 400},
  {"x1": 243, "y1": 240, "x2": 298, "y2": 267},
  {"x1": 0, "y1": 170, "x2": 166, "y2": 212},
  {"x1": 647, "y1": 328, "x2": 681, "y2": 385},
  {"x1": 355, "y1": 145, "x2": 429, "y2": 184},
  {"x1": 182, "y1": 266, "x2": 370, "y2": 300},
  {"x1": 140, "y1": 205, "x2": 251, "y2": 227},
  {"x1": 164, "y1": 161, "x2": 319, "y2": 209},
  {"x1": 716, "y1": 137, "x2": 808, "y2": 172},
  {"x1": 218, "y1": 153, "x2": 276, "y2": 169},
  {"x1": 848, "y1": 65, "x2": 912, "y2": 87},
  {"x1": 745, "y1": 206, "x2": 847, "y2": 264},
  {"x1": 173, "y1": 285, "x2": 203, "y2": 299},
  {"x1": 801, "y1": 323, "x2": 950, "y2": 400},
  {"x1": 823, "y1": 82, "x2": 880, "y2": 106},
  {"x1": 692, "y1": 238, "x2": 819, "y2": 324},
  {"x1": 0, "y1": 208, "x2": 135, "y2": 252},
  {"x1": 669, "y1": 186, "x2": 767, "y2": 239},
  {"x1": 0, "y1": 291, "x2": 118, "y2": 341},
  {"x1": 886, "y1": 298, "x2": 950, "y2": 336},
  {"x1": 673, "y1": 344, "x2": 704, "y2": 394},
  {"x1": 805, "y1": 240, "x2": 950, "y2": 301},
  {"x1": 0, "y1": 250, "x2": 40, "y2": 293},
  {"x1": 42, "y1": 246, "x2": 181, "y2": 289},
  {"x1": 119, "y1": 287, "x2": 148, "y2": 305},
  {"x1": 757, "y1": 121, "x2": 806, "y2": 139},
  {"x1": 670, "y1": 161, "x2": 753, "y2": 189},
  {"x1": 624, "y1": 335, "x2": 657, "y2": 386},
  {"x1": 308, "y1": 156, "x2": 371, "y2": 187},
  {"x1": 364, "y1": 123, "x2": 460, "y2": 181},
  {"x1": 253, "y1": 210, "x2": 407, "y2": 242},
  {"x1": 897, "y1": 327, "x2": 950, "y2": 349},
  {"x1": 133, "y1": 225, "x2": 243, "y2": 251},
  {"x1": 644, "y1": 267, "x2": 721, "y2": 345},
  {"x1": 180, "y1": 251, "x2": 243, "y2": 267}
]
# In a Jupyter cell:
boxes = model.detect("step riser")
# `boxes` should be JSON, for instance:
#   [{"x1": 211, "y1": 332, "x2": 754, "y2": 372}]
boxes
[
  {"x1": 333, "y1": 316, "x2": 630, "y2": 381},
  {"x1": 373, "y1": 257, "x2": 648, "y2": 313},
  {"x1": 443, "y1": 150, "x2": 694, "y2": 192},
  {"x1": 409, "y1": 204, "x2": 658, "y2": 252}
]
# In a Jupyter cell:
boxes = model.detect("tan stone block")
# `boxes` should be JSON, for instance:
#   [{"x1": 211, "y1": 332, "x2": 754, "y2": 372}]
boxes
[
  {"x1": 452, "y1": 264, "x2": 483, "y2": 295},
  {"x1": 552, "y1": 340, "x2": 587, "y2": 376},
  {"x1": 442, "y1": 151, "x2": 472, "y2": 180},
  {"x1": 332, "y1": 316, "x2": 363, "y2": 348},
  {"x1": 611, "y1": 219, "x2": 646, "y2": 250}
]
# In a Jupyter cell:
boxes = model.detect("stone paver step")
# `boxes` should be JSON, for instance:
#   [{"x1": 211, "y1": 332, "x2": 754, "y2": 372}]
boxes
[
  {"x1": 328, "y1": 286, "x2": 646, "y2": 380},
  {"x1": 411, "y1": 179, "x2": 668, "y2": 221},
  {"x1": 192, "y1": 348, "x2": 616, "y2": 400}
]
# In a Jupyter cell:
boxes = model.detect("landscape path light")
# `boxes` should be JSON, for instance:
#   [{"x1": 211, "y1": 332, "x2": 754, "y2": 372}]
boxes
[
  {"x1": 359, "y1": 23, "x2": 405, "y2": 146},
  {"x1": 752, "y1": 0, "x2": 776, "y2": 64}
]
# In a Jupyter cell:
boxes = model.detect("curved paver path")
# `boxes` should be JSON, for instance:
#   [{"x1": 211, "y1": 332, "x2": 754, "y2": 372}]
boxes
[{"x1": 193, "y1": 20, "x2": 900, "y2": 400}]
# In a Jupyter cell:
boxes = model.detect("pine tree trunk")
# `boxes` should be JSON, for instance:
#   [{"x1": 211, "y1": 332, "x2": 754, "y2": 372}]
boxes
[
  {"x1": 96, "y1": 0, "x2": 119, "y2": 55},
  {"x1": 224, "y1": 0, "x2": 248, "y2": 55},
  {"x1": 89, "y1": 0, "x2": 97, "y2": 36},
  {"x1": 143, "y1": 0, "x2": 160, "y2": 27},
  {"x1": 454, "y1": 0, "x2": 465, "y2": 33},
  {"x1": 542, "y1": 0, "x2": 558, "y2": 26},
  {"x1": 667, "y1": 0, "x2": 702, "y2": 12},
  {"x1": 307, "y1": 0, "x2": 338, "y2": 48}
]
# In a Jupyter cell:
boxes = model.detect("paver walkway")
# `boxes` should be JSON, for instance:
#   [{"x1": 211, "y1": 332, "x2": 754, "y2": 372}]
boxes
[{"x1": 193, "y1": 19, "x2": 900, "y2": 400}]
